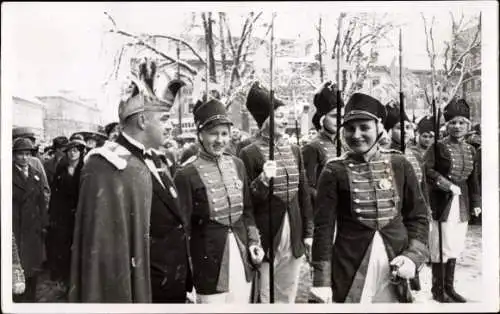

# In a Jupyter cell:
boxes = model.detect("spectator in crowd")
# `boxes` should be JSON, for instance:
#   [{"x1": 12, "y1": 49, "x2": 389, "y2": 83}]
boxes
[
  {"x1": 13, "y1": 127, "x2": 51, "y2": 209},
  {"x1": 46, "y1": 139, "x2": 87, "y2": 298},
  {"x1": 174, "y1": 98, "x2": 264, "y2": 303},
  {"x1": 104, "y1": 122, "x2": 121, "y2": 142},
  {"x1": 12, "y1": 138, "x2": 48, "y2": 302},
  {"x1": 414, "y1": 116, "x2": 435, "y2": 158},
  {"x1": 43, "y1": 136, "x2": 69, "y2": 184},
  {"x1": 311, "y1": 93, "x2": 429, "y2": 303},
  {"x1": 239, "y1": 81, "x2": 313, "y2": 303}
]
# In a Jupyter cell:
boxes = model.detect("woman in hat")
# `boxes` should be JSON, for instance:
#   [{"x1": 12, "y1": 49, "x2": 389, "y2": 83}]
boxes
[
  {"x1": 302, "y1": 81, "x2": 344, "y2": 214},
  {"x1": 311, "y1": 93, "x2": 429, "y2": 303},
  {"x1": 46, "y1": 139, "x2": 87, "y2": 297},
  {"x1": 12, "y1": 138, "x2": 48, "y2": 302},
  {"x1": 425, "y1": 98, "x2": 481, "y2": 303},
  {"x1": 174, "y1": 98, "x2": 264, "y2": 303},
  {"x1": 238, "y1": 81, "x2": 314, "y2": 303},
  {"x1": 414, "y1": 116, "x2": 435, "y2": 158}
]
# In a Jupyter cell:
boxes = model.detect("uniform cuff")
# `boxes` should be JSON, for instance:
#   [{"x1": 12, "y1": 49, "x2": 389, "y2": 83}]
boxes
[{"x1": 401, "y1": 239, "x2": 428, "y2": 269}]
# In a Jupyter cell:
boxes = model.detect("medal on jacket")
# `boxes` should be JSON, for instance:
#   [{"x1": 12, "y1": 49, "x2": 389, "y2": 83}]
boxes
[
  {"x1": 378, "y1": 178, "x2": 392, "y2": 190},
  {"x1": 235, "y1": 179, "x2": 243, "y2": 189},
  {"x1": 169, "y1": 186, "x2": 178, "y2": 198}
]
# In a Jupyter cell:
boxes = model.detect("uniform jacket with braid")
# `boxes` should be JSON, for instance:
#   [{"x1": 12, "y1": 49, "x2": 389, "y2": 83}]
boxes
[
  {"x1": 424, "y1": 136, "x2": 481, "y2": 222},
  {"x1": 312, "y1": 149, "x2": 429, "y2": 303},
  {"x1": 174, "y1": 150, "x2": 261, "y2": 294},
  {"x1": 238, "y1": 135, "x2": 313, "y2": 260}
]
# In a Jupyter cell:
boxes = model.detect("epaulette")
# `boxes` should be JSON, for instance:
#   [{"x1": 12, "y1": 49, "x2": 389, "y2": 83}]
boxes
[
  {"x1": 84, "y1": 141, "x2": 130, "y2": 170},
  {"x1": 381, "y1": 148, "x2": 403, "y2": 155},
  {"x1": 325, "y1": 153, "x2": 347, "y2": 165},
  {"x1": 180, "y1": 155, "x2": 197, "y2": 168}
]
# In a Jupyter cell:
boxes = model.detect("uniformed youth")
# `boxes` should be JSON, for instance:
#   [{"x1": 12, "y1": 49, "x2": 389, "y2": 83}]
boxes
[
  {"x1": 311, "y1": 93, "x2": 429, "y2": 303},
  {"x1": 425, "y1": 98, "x2": 481, "y2": 303},
  {"x1": 302, "y1": 81, "x2": 344, "y2": 211},
  {"x1": 174, "y1": 98, "x2": 264, "y2": 303},
  {"x1": 238, "y1": 81, "x2": 314, "y2": 303},
  {"x1": 414, "y1": 115, "x2": 435, "y2": 159}
]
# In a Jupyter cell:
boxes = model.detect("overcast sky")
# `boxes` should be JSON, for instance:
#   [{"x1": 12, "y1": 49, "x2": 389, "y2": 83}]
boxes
[{"x1": 1, "y1": 1, "x2": 488, "y2": 122}]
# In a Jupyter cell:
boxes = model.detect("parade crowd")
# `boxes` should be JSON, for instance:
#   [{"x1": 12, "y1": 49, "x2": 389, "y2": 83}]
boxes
[{"x1": 11, "y1": 59, "x2": 482, "y2": 304}]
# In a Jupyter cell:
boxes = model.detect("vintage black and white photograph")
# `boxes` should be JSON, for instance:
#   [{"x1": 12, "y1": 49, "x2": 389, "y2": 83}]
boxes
[{"x1": 1, "y1": 1, "x2": 498, "y2": 313}]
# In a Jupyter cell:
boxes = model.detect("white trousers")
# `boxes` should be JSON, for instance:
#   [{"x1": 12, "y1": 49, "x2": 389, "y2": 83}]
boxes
[
  {"x1": 259, "y1": 212, "x2": 303, "y2": 303},
  {"x1": 429, "y1": 195, "x2": 469, "y2": 263},
  {"x1": 196, "y1": 233, "x2": 252, "y2": 303},
  {"x1": 359, "y1": 231, "x2": 398, "y2": 303}
]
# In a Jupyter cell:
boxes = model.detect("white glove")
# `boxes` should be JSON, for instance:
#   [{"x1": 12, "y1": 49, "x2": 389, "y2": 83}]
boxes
[
  {"x1": 249, "y1": 245, "x2": 265, "y2": 265},
  {"x1": 449, "y1": 184, "x2": 462, "y2": 195},
  {"x1": 310, "y1": 287, "x2": 333, "y2": 303},
  {"x1": 262, "y1": 160, "x2": 277, "y2": 181},
  {"x1": 304, "y1": 238, "x2": 313, "y2": 262},
  {"x1": 389, "y1": 255, "x2": 416, "y2": 279},
  {"x1": 473, "y1": 207, "x2": 482, "y2": 217},
  {"x1": 13, "y1": 282, "x2": 25, "y2": 295}
]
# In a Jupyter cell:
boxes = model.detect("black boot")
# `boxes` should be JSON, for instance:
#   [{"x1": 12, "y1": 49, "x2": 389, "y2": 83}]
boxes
[
  {"x1": 431, "y1": 263, "x2": 453, "y2": 302},
  {"x1": 444, "y1": 259, "x2": 467, "y2": 303}
]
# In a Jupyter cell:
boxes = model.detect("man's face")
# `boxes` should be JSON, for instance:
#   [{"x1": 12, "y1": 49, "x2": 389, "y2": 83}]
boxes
[
  {"x1": 391, "y1": 121, "x2": 414, "y2": 145},
  {"x1": 322, "y1": 109, "x2": 339, "y2": 134},
  {"x1": 13, "y1": 150, "x2": 31, "y2": 167},
  {"x1": 143, "y1": 111, "x2": 170, "y2": 149},
  {"x1": 344, "y1": 119, "x2": 379, "y2": 154},
  {"x1": 231, "y1": 128, "x2": 241, "y2": 141},
  {"x1": 308, "y1": 129, "x2": 318, "y2": 138},
  {"x1": 419, "y1": 132, "x2": 435, "y2": 148}
]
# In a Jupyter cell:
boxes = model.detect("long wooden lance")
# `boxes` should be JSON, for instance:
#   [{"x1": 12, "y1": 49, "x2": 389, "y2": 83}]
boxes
[
  {"x1": 177, "y1": 42, "x2": 182, "y2": 135},
  {"x1": 268, "y1": 12, "x2": 277, "y2": 304},
  {"x1": 399, "y1": 28, "x2": 405, "y2": 153},
  {"x1": 336, "y1": 13, "x2": 343, "y2": 157}
]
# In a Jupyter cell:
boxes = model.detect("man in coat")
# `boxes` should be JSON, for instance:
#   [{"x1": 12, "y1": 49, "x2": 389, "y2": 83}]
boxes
[
  {"x1": 69, "y1": 59, "x2": 191, "y2": 303},
  {"x1": 12, "y1": 138, "x2": 48, "y2": 302},
  {"x1": 43, "y1": 136, "x2": 69, "y2": 184}
]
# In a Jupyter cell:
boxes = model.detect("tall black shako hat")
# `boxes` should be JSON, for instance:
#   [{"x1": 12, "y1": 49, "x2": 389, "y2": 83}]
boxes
[
  {"x1": 444, "y1": 98, "x2": 470, "y2": 122},
  {"x1": 193, "y1": 98, "x2": 233, "y2": 131},
  {"x1": 312, "y1": 81, "x2": 344, "y2": 130},
  {"x1": 245, "y1": 81, "x2": 285, "y2": 128},
  {"x1": 343, "y1": 93, "x2": 386, "y2": 125},
  {"x1": 416, "y1": 115, "x2": 434, "y2": 134},
  {"x1": 383, "y1": 100, "x2": 410, "y2": 131}
]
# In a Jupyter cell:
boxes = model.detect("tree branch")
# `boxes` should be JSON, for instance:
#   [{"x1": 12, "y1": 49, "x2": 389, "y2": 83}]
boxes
[{"x1": 445, "y1": 18, "x2": 481, "y2": 76}]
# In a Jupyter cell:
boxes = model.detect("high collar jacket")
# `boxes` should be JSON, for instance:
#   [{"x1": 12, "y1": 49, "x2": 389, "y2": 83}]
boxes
[
  {"x1": 311, "y1": 149, "x2": 429, "y2": 302},
  {"x1": 238, "y1": 135, "x2": 313, "y2": 260}
]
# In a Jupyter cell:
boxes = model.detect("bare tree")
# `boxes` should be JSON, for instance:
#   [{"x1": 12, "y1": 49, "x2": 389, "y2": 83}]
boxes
[
  {"x1": 201, "y1": 12, "x2": 217, "y2": 83},
  {"x1": 421, "y1": 12, "x2": 481, "y2": 110},
  {"x1": 330, "y1": 13, "x2": 398, "y2": 101}
]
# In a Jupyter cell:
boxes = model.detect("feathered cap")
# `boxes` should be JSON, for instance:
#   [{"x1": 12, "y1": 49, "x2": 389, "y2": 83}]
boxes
[
  {"x1": 245, "y1": 81, "x2": 285, "y2": 128},
  {"x1": 343, "y1": 93, "x2": 386, "y2": 125},
  {"x1": 416, "y1": 115, "x2": 435, "y2": 134},
  {"x1": 444, "y1": 98, "x2": 470, "y2": 122},
  {"x1": 118, "y1": 58, "x2": 185, "y2": 122},
  {"x1": 383, "y1": 100, "x2": 410, "y2": 131},
  {"x1": 193, "y1": 98, "x2": 233, "y2": 131},
  {"x1": 312, "y1": 81, "x2": 344, "y2": 130}
]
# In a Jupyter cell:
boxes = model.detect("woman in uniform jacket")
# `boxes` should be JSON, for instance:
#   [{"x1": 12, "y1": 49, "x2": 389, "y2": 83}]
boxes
[
  {"x1": 311, "y1": 93, "x2": 429, "y2": 303},
  {"x1": 174, "y1": 98, "x2": 264, "y2": 303},
  {"x1": 46, "y1": 139, "x2": 86, "y2": 295},
  {"x1": 238, "y1": 81, "x2": 314, "y2": 303},
  {"x1": 425, "y1": 98, "x2": 481, "y2": 303},
  {"x1": 302, "y1": 81, "x2": 345, "y2": 212},
  {"x1": 12, "y1": 138, "x2": 48, "y2": 302}
]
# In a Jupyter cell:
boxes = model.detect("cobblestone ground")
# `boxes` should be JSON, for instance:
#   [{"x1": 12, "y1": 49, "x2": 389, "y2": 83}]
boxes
[
  {"x1": 295, "y1": 224, "x2": 482, "y2": 303},
  {"x1": 35, "y1": 225, "x2": 482, "y2": 303}
]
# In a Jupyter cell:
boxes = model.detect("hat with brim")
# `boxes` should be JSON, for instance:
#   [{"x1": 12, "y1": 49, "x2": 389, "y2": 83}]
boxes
[
  {"x1": 52, "y1": 136, "x2": 69, "y2": 150},
  {"x1": 64, "y1": 139, "x2": 87, "y2": 152},
  {"x1": 13, "y1": 138, "x2": 36, "y2": 152},
  {"x1": 72, "y1": 131, "x2": 108, "y2": 142},
  {"x1": 194, "y1": 98, "x2": 233, "y2": 131},
  {"x1": 13, "y1": 127, "x2": 35, "y2": 141},
  {"x1": 342, "y1": 93, "x2": 386, "y2": 125}
]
